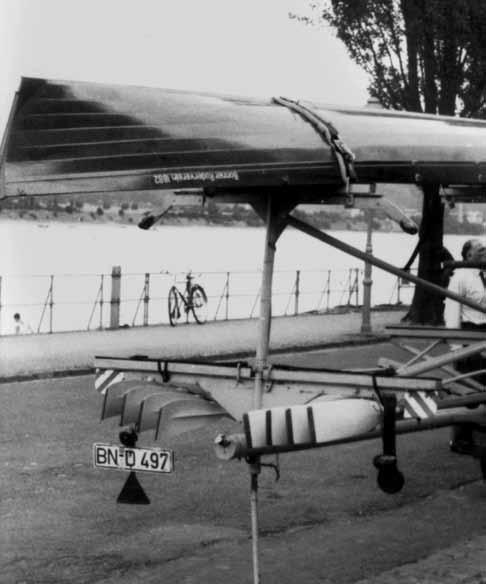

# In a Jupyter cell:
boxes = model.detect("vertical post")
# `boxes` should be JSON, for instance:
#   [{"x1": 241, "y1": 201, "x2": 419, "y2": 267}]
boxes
[
  {"x1": 361, "y1": 210, "x2": 373, "y2": 333},
  {"x1": 0, "y1": 276, "x2": 2, "y2": 335},
  {"x1": 347, "y1": 268, "x2": 352, "y2": 305},
  {"x1": 99, "y1": 274, "x2": 104, "y2": 330},
  {"x1": 254, "y1": 197, "x2": 277, "y2": 409},
  {"x1": 225, "y1": 271, "x2": 230, "y2": 321},
  {"x1": 326, "y1": 270, "x2": 331, "y2": 311},
  {"x1": 49, "y1": 275, "x2": 54, "y2": 334},
  {"x1": 143, "y1": 273, "x2": 150, "y2": 326},
  {"x1": 249, "y1": 459, "x2": 261, "y2": 584},
  {"x1": 251, "y1": 195, "x2": 279, "y2": 584},
  {"x1": 294, "y1": 270, "x2": 300, "y2": 315},
  {"x1": 397, "y1": 277, "x2": 402, "y2": 305},
  {"x1": 110, "y1": 266, "x2": 121, "y2": 329}
]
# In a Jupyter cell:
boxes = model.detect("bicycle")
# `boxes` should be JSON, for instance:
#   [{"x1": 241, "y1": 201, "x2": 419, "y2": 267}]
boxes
[{"x1": 168, "y1": 272, "x2": 208, "y2": 326}]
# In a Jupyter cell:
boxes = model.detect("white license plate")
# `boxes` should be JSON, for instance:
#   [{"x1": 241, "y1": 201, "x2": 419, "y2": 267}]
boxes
[{"x1": 93, "y1": 443, "x2": 174, "y2": 473}]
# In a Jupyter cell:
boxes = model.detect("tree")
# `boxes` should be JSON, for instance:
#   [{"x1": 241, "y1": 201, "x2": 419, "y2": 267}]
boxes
[{"x1": 294, "y1": 0, "x2": 486, "y2": 323}]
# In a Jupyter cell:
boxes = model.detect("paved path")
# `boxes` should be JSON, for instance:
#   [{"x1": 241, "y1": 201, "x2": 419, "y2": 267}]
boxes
[
  {"x1": 3, "y1": 307, "x2": 485, "y2": 583},
  {"x1": 354, "y1": 535, "x2": 486, "y2": 584},
  {"x1": 0, "y1": 309, "x2": 403, "y2": 380}
]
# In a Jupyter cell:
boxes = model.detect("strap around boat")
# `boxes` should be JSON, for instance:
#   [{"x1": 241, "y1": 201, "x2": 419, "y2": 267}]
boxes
[{"x1": 272, "y1": 96, "x2": 356, "y2": 185}]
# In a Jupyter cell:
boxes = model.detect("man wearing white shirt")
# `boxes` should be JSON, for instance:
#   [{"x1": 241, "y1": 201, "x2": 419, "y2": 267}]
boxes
[
  {"x1": 444, "y1": 238, "x2": 486, "y2": 331},
  {"x1": 444, "y1": 238, "x2": 486, "y2": 453}
]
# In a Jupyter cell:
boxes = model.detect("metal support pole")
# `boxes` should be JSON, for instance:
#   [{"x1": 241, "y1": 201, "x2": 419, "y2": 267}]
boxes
[
  {"x1": 0, "y1": 276, "x2": 2, "y2": 335},
  {"x1": 326, "y1": 270, "x2": 331, "y2": 311},
  {"x1": 143, "y1": 273, "x2": 150, "y2": 326},
  {"x1": 287, "y1": 215, "x2": 486, "y2": 316},
  {"x1": 38, "y1": 277, "x2": 53, "y2": 333},
  {"x1": 345, "y1": 269, "x2": 351, "y2": 305},
  {"x1": 361, "y1": 210, "x2": 373, "y2": 333},
  {"x1": 254, "y1": 197, "x2": 277, "y2": 409},
  {"x1": 225, "y1": 272, "x2": 230, "y2": 321},
  {"x1": 249, "y1": 458, "x2": 261, "y2": 584},
  {"x1": 110, "y1": 266, "x2": 122, "y2": 329},
  {"x1": 250, "y1": 195, "x2": 279, "y2": 584},
  {"x1": 294, "y1": 270, "x2": 300, "y2": 315},
  {"x1": 49, "y1": 275, "x2": 54, "y2": 334},
  {"x1": 99, "y1": 274, "x2": 104, "y2": 330},
  {"x1": 250, "y1": 288, "x2": 261, "y2": 318}
]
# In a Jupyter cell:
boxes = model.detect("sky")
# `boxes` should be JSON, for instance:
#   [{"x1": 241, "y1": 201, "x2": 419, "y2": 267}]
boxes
[{"x1": 0, "y1": 0, "x2": 369, "y2": 135}]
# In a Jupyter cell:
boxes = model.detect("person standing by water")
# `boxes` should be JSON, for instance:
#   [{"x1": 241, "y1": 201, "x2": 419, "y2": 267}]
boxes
[
  {"x1": 13, "y1": 312, "x2": 33, "y2": 335},
  {"x1": 443, "y1": 238, "x2": 486, "y2": 453},
  {"x1": 444, "y1": 238, "x2": 486, "y2": 334}
]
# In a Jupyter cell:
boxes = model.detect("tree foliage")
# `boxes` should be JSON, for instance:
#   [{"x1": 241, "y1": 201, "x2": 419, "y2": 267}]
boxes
[
  {"x1": 294, "y1": 0, "x2": 486, "y2": 323},
  {"x1": 297, "y1": 0, "x2": 486, "y2": 116}
]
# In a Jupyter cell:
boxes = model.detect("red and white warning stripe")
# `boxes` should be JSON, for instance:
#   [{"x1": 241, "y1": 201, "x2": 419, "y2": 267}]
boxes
[
  {"x1": 403, "y1": 391, "x2": 438, "y2": 419},
  {"x1": 94, "y1": 369, "x2": 125, "y2": 395}
]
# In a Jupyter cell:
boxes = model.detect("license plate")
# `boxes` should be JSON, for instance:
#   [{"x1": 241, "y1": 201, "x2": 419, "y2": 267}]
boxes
[{"x1": 93, "y1": 443, "x2": 174, "y2": 473}]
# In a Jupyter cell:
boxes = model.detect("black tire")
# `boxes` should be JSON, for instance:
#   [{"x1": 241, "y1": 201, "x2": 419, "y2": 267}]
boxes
[
  {"x1": 168, "y1": 286, "x2": 181, "y2": 326},
  {"x1": 190, "y1": 285, "x2": 208, "y2": 324}
]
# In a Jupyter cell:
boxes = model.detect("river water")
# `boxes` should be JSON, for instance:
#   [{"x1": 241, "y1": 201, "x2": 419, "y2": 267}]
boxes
[{"x1": 0, "y1": 219, "x2": 471, "y2": 334}]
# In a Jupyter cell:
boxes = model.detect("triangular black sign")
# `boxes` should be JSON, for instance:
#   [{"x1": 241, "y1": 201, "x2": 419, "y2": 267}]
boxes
[{"x1": 117, "y1": 471, "x2": 150, "y2": 505}]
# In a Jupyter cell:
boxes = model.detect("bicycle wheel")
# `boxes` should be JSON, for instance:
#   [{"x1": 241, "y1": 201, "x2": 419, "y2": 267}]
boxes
[
  {"x1": 190, "y1": 285, "x2": 208, "y2": 324},
  {"x1": 168, "y1": 286, "x2": 182, "y2": 326}
]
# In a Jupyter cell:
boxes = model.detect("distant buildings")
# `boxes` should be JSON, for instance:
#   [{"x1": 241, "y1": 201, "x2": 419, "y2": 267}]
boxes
[{"x1": 449, "y1": 203, "x2": 484, "y2": 225}]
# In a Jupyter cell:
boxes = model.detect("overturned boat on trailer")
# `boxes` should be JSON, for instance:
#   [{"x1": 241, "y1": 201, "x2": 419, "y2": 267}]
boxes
[{"x1": 3, "y1": 79, "x2": 486, "y2": 573}]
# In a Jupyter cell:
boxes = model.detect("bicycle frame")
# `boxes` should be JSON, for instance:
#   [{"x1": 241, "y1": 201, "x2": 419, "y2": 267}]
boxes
[{"x1": 168, "y1": 273, "x2": 208, "y2": 326}]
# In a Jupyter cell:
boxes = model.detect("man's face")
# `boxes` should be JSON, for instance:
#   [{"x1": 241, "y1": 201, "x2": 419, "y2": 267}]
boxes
[{"x1": 468, "y1": 240, "x2": 486, "y2": 263}]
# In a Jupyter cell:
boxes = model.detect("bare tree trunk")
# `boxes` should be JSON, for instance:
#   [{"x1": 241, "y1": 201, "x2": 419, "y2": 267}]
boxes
[
  {"x1": 421, "y1": 1, "x2": 439, "y2": 113},
  {"x1": 404, "y1": 2, "x2": 456, "y2": 325},
  {"x1": 402, "y1": 185, "x2": 445, "y2": 324},
  {"x1": 401, "y1": 0, "x2": 422, "y2": 111}
]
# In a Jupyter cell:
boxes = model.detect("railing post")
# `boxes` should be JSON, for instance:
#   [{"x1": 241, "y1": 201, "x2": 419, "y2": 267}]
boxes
[
  {"x1": 294, "y1": 270, "x2": 300, "y2": 315},
  {"x1": 250, "y1": 286, "x2": 261, "y2": 318},
  {"x1": 143, "y1": 273, "x2": 150, "y2": 326},
  {"x1": 361, "y1": 210, "x2": 373, "y2": 333},
  {"x1": 347, "y1": 268, "x2": 353, "y2": 305},
  {"x1": 110, "y1": 265, "x2": 121, "y2": 328},
  {"x1": 0, "y1": 276, "x2": 2, "y2": 335},
  {"x1": 49, "y1": 275, "x2": 54, "y2": 334},
  {"x1": 99, "y1": 274, "x2": 104, "y2": 329},
  {"x1": 225, "y1": 272, "x2": 230, "y2": 321},
  {"x1": 326, "y1": 270, "x2": 331, "y2": 311}
]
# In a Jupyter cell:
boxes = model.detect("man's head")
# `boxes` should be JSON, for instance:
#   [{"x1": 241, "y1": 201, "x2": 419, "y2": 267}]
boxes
[
  {"x1": 13, "y1": 313, "x2": 20, "y2": 322},
  {"x1": 462, "y1": 239, "x2": 486, "y2": 262}
]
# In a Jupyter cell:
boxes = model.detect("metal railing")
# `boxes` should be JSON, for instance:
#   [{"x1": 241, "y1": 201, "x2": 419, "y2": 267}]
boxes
[{"x1": 0, "y1": 266, "x2": 413, "y2": 335}]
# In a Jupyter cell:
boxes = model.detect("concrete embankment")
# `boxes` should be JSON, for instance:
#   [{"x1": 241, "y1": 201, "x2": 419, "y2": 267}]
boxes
[{"x1": 0, "y1": 309, "x2": 405, "y2": 381}]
